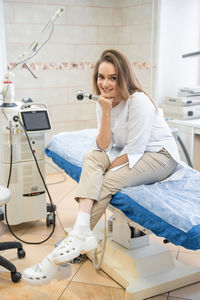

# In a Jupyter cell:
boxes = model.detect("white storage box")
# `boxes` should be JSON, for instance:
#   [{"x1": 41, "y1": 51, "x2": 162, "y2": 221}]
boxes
[
  {"x1": 162, "y1": 104, "x2": 200, "y2": 120},
  {"x1": 165, "y1": 96, "x2": 200, "y2": 107}
]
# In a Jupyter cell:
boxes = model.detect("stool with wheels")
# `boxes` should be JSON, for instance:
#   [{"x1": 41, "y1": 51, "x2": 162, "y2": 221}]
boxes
[{"x1": 0, "y1": 186, "x2": 25, "y2": 282}]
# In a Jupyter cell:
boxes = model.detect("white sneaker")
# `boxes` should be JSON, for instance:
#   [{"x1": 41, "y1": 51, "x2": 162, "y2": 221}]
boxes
[
  {"x1": 52, "y1": 232, "x2": 98, "y2": 265},
  {"x1": 22, "y1": 256, "x2": 72, "y2": 286}
]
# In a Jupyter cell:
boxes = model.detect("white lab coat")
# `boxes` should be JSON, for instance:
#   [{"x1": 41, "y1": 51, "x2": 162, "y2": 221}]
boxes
[{"x1": 93, "y1": 92, "x2": 180, "y2": 170}]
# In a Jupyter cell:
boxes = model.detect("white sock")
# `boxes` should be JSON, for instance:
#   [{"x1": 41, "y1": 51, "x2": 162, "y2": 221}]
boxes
[{"x1": 72, "y1": 212, "x2": 92, "y2": 236}]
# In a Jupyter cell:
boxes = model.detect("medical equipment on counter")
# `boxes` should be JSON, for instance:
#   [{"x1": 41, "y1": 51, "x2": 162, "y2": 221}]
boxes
[
  {"x1": 0, "y1": 7, "x2": 64, "y2": 226},
  {"x1": 45, "y1": 128, "x2": 200, "y2": 300},
  {"x1": 163, "y1": 88, "x2": 200, "y2": 120},
  {"x1": 165, "y1": 95, "x2": 200, "y2": 106},
  {"x1": 0, "y1": 101, "x2": 53, "y2": 225},
  {"x1": 162, "y1": 103, "x2": 200, "y2": 120}
]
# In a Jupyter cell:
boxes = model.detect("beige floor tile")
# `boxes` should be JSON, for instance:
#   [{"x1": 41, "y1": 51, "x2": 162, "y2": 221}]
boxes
[
  {"x1": 46, "y1": 171, "x2": 70, "y2": 185},
  {"x1": 0, "y1": 221, "x2": 35, "y2": 237},
  {"x1": 72, "y1": 259, "x2": 121, "y2": 288},
  {"x1": 0, "y1": 277, "x2": 73, "y2": 300},
  {"x1": 146, "y1": 295, "x2": 168, "y2": 300},
  {"x1": 169, "y1": 281, "x2": 200, "y2": 299},
  {"x1": 55, "y1": 208, "x2": 77, "y2": 232},
  {"x1": 0, "y1": 222, "x2": 9, "y2": 236},
  {"x1": 57, "y1": 187, "x2": 79, "y2": 210},
  {"x1": 17, "y1": 232, "x2": 64, "y2": 249},
  {"x1": 17, "y1": 207, "x2": 77, "y2": 240},
  {"x1": 167, "y1": 297, "x2": 191, "y2": 300},
  {"x1": 46, "y1": 173, "x2": 77, "y2": 206},
  {"x1": 0, "y1": 232, "x2": 22, "y2": 244},
  {"x1": 46, "y1": 172, "x2": 76, "y2": 187},
  {"x1": 0, "y1": 243, "x2": 56, "y2": 275},
  {"x1": 59, "y1": 281, "x2": 125, "y2": 300},
  {"x1": 18, "y1": 215, "x2": 69, "y2": 239},
  {"x1": 178, "y1": 251, "x2": 200, "y2": 268}
]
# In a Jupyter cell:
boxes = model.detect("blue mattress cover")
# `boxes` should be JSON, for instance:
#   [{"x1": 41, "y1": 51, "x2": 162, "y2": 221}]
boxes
[{"x1": 45, "y1": 129, "x2": 200, "y2": 250}]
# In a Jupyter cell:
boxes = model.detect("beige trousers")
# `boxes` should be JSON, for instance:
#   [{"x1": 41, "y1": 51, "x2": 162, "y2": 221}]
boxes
[{"x1": 75, "y1": 149, "x2": 177, "y2": 230}]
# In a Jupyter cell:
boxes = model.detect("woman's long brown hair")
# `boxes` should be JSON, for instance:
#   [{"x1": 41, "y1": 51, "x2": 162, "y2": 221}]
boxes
[{"x1": 93, "y1": 49, "x2": 157, "y2": 110}]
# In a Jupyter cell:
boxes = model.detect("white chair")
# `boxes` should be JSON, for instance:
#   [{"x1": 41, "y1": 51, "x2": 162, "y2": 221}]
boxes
[{"x1": 0, "y1": 185, "x2": 25, "y2": 282}]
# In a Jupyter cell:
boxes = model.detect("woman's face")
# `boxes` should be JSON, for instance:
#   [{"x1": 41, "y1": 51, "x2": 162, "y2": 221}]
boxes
[{"x1": 97, "y1": 62, "x2": 119, "y2": 99}]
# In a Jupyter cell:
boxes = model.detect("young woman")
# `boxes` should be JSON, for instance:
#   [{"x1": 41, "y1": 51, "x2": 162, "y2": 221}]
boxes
[{"x1": 22, "y1": 49, "x2": 180, "y2": 285}]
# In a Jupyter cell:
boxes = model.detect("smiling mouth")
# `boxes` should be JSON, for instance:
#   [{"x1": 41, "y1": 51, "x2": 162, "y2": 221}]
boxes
[{"x1": 102, "y1": 88, "x2": 113, "y2": 93}]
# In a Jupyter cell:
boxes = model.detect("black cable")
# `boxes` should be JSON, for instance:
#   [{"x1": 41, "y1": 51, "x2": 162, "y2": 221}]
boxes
[
  {"x1": 177, "y1": 135, "x2": 193, "y2": 168},
  {"x1": 6, "y1": 124, "x2": 13, "y2": 188},
  {"x1": 4, "y1": 118, "x2": 56, "y2": 245}
]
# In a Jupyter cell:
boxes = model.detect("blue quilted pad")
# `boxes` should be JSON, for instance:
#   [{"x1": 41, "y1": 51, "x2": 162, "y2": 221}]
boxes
[{"x1": 46, "y1": 129, "x2": 200, "y2": 250}]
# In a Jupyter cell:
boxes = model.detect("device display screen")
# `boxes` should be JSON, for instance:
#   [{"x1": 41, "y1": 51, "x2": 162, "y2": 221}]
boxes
[{"x1": 20, "y1": 110, "x2": 51, "y2": 132}]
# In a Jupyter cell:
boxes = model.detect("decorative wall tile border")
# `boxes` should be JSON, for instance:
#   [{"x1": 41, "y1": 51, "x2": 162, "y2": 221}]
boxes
[
  {"x1": 133, "y1": 62, "x2": 150, "y2": 69},
  {"x1": 8, "y1": 61, "x2": 151, "y2": 71}
]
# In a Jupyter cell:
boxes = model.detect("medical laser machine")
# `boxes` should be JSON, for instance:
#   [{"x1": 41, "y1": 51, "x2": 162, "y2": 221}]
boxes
[
  {"x1": 0, "y1": 8, "x2": 63, "y2": 225},
  {"x1": 0, "y1": 102, "x2": 51, "y2": 225}
]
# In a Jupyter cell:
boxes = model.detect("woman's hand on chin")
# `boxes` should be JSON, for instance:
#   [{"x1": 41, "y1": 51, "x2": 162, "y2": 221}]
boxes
[{"x1": 98, "y1": 95, "x2": 113, "y2": 112}]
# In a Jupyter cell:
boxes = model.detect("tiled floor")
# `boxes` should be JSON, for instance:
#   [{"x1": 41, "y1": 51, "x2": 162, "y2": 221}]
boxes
[{"x1": 0, "y1": 172, "x2": 200, "y2": 300}]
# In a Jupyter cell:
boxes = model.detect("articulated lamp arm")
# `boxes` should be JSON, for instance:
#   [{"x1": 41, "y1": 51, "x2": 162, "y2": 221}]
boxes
[{"x1": 1, "y1": 8, "x2": 64, "y2": 107}]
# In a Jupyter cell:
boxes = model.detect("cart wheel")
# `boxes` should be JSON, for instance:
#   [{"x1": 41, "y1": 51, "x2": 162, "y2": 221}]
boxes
[
  {"x1": 18, "y1": 248, "x2": 26, "y2": 259},
  {"x1": 11, "y1": 271, "x2": 21, "y2": 283},
  {"x1": 46, "y1": 213, "x2": 56, "y2": 227}
]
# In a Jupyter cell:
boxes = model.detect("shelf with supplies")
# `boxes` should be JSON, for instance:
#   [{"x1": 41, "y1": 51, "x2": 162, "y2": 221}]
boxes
[
  {"x1": 162, "y1": 95, "x2": 200, "y2": 120},
  {"x1": 167, "y1": 118, "x2": 200, "y2": 172}
]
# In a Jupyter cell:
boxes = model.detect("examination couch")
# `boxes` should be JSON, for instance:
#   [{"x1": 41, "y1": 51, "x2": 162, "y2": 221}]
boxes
[{"x1": 45, "y1": 129, "x2": 200, "y2": 300}]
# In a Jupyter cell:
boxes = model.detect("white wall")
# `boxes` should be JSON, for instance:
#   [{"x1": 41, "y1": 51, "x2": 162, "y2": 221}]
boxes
[
  {"x1": 156, "y1": 0, "x2": 200, "y2": 106},
  {"x1": 0, "y1": 0, "x2": 7, "y2": 94}
]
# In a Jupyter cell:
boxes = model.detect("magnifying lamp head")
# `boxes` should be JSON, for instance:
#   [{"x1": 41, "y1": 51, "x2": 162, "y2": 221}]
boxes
[{"x1": 76, "y1": 90, "x2": 84, "y2": 101}]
